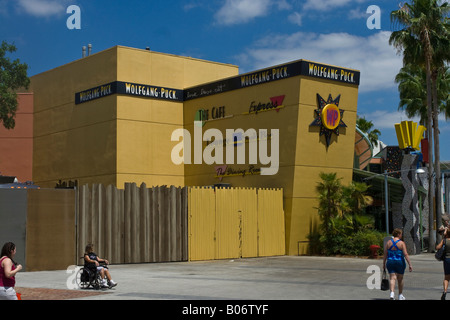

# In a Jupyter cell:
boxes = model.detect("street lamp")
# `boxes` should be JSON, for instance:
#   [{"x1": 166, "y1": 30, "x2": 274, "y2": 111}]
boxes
[{"x1": 363, "y1": 168, "x2": 426, "y2": 236}]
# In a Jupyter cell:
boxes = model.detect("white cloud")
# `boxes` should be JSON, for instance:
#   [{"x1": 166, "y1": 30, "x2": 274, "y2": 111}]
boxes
[
  {"x1": 360, "y1": 109, "x2": 449, "y2": 140},
  {"x1": 356, "y1": 109, "x2": 450, "y2": 152},
  {"x1": 215, "y1": 0, "x2": 290, "y2": 25},
  {"x1": 288, "y1": 12, "x2": 303, "y2": 26},
  {"x1": 214, "y1": 0, "x2": 370, "y2": 26},
  {"x1": 276, "y1": 0, "x2": 292, "y2": 10},
  {"x1": 236, "y1": 31, "x2": 403, "y2": 93},
  {"x1": 16, "y1": 0, "x2": 71, "y2": 17},
  {"x1": 348, "y1": 7, "x2": 368, "y2": 20},
  {"x1": 303, "y1": 0, "x2": 369, "y2": 11},
  {"x1": 303, "y1": 0, "x2": 352, "y2": 11},
  {"x1": 359, "y1": 110, "x2": 420, "y2": 130}
]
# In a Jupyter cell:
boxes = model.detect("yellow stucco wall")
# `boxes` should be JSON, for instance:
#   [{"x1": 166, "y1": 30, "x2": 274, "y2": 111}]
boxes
[
  {"x1": 182, "y1": 63, "x2": 359, "y2": 255},
  {"x1": 182, "y1": 77, "x2": 299, "y2": 190},
  {"x1": 115, "y1": 47, "x2": 238, "y2": 188},
  {"x1": 31, "y1": 47, "x2": 118, "y2": 187},
  {"x1": 31, "y1": 46, "x2": 238, "y2": 188},
  {"x1": 292, "y1": 78, "x2": 358, "y2": 255}
]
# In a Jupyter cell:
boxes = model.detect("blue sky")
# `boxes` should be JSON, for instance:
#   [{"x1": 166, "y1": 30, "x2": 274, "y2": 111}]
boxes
[{"x1": 0, "y1": 0, "x2": 449, "y2": 161}]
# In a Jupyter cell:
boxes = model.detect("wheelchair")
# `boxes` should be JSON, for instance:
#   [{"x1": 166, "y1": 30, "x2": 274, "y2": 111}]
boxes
[{"x1": 75, "y1": 264, "x2": 109, "y2": 290}]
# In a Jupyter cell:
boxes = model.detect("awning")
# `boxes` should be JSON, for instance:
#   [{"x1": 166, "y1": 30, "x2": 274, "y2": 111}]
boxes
[
  {"x1": 354, "y1": 127, "x2": 373, "y2": 170},
  {"x1": 353, "y1": 168, "x2": 427, "y2": 204}
]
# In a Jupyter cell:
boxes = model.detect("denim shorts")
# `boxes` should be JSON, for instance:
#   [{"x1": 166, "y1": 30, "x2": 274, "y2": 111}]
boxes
[{"x1": 386, "y1": 259, "x2": 406, "y2": 275}]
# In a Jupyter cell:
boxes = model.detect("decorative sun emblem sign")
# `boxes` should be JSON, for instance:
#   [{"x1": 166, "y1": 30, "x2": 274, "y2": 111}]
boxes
[{"x1": 310, "y1": 93, "x2": 347, "y2": 147}]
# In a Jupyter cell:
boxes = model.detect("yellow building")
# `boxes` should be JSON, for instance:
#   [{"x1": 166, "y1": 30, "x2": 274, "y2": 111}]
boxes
[
  {"x1": 31, "y1": 46, "x2": 238, "y2": 188},
  {"x1": 31, "y1": 45, "x2": 360, "y2": 255}
]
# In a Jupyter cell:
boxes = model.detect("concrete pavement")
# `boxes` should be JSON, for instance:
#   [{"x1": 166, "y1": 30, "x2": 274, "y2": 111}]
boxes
[{"x1": 14, "y1": 253, "x2": 446, "y2": 301}]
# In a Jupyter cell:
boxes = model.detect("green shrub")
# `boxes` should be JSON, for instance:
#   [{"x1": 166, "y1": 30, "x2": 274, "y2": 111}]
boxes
[
  {"x1": 319, "y1": 229, "x2": 385, "y2": 256},
  {"x1": 312, "y1": 172, "x2": 384, "y2": 257},
  {"x1": 352, "y1": 229, "x2": 385, "y2": 255}
]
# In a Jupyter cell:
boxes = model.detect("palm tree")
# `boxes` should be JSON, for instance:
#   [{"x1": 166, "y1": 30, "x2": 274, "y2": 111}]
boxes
[
  {"x1": 395, "y1": 64, "x2": 428, "y2": 123},
  {"x1": 341, "y1": 182, "x2": 374, "y2": 232},
  {"x1": 429, "y1": 6, "x2": 450, "y2": 234},
  {"x1": 315, "y1": 173, "x2": 377, "y2": 255},
  {"x1": 390, "y1": 1, "x2": 434, "y2": 153},
  {"x1": 395, "y1": 64, "x2": 450, "y2": 122},
  {"x1": 390, "y1": 0, "x2": 450, "y2": 248},
  {"x1": 438, "y1": 67, "x2": 450, "y2": 119},
  {"x1": 315, "y1": 172, "x2": 343, "y2": 235},
  {"x1": 356, "y1": 116, "x2": 381, "y2": 147}
]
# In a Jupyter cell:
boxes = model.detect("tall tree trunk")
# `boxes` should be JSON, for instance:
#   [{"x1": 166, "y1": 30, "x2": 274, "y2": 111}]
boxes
[
  {"x1": 432, "y1": 70, "x2": 442, "y2": 230},
  {"x1": 426, "y1": 57, "x2": 435, "y2": 251}
]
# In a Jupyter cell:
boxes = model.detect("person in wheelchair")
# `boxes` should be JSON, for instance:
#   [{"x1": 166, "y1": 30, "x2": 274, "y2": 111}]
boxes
[{"x1": 84, "y1": 243, "x2": 117, "y2": 288}]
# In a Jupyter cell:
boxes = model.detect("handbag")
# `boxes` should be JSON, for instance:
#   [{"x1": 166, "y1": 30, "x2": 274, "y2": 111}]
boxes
[
  {"x1": 435, "y1": 241, "x2": 446, "y2": 261},
  {"x1": 380, "y1": 268, "x2": 389, "y2": 291}
]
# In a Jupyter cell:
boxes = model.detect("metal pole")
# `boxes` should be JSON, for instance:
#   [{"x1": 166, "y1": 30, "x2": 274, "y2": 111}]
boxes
[
  {"x1": 419, "y1": 192, "x2": 423, "y2": 251},
  {"x1": 385, "y1": 170, "x2": 389, "y2": 235}
]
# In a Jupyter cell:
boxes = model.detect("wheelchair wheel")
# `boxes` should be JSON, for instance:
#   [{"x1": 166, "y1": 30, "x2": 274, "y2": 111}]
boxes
[
  {"x1": 75, "y1": 267, "x2": 92, "y2": 289},
  {"x1": 91, "y1": 272, "x2": 101, "y2": 290}
]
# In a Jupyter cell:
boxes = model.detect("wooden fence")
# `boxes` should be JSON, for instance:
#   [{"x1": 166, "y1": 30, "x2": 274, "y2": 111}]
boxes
[
  {"x1": 0, "y1": 188, "x2": 75, "y2": 271},
  {"x1": 77, "y1": 183, "x2": 188, "y2": 264},
  {"x1": 78, "y1": 184, "x2": 284, "y2": 264},
  {"x1": 1, "y1": 184, "x2": 284, "y2": 270}
]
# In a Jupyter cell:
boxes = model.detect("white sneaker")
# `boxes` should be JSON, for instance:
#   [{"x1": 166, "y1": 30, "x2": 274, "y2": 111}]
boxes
[
  {"x1": 108, "y1": 280, "x2": 117, "y2": 287},
  {"x1": 389, "y1": 292, "x2": 395, "y2": 300},
  {"x1": 398, "y1": 294, "x2": 406, "y2": 300}
]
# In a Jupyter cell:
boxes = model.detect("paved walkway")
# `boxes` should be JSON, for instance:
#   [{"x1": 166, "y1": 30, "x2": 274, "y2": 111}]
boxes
[{"x1": 13, "y1": 253, "x2": 445, "y2": 301}]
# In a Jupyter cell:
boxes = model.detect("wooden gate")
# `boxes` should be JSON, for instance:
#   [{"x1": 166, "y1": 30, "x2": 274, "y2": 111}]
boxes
[{"x1": 188, "y1": 187, "x2": 284, "y2": 261}]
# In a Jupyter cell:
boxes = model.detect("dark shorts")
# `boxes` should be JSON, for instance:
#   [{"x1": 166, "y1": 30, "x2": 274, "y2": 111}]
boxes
[
  {"x1": 386, "y1": 259, "x2": 406, "y2": 275},
  {"x1": 444, "y1": 258, "x2": 450, "y2": 275}
]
